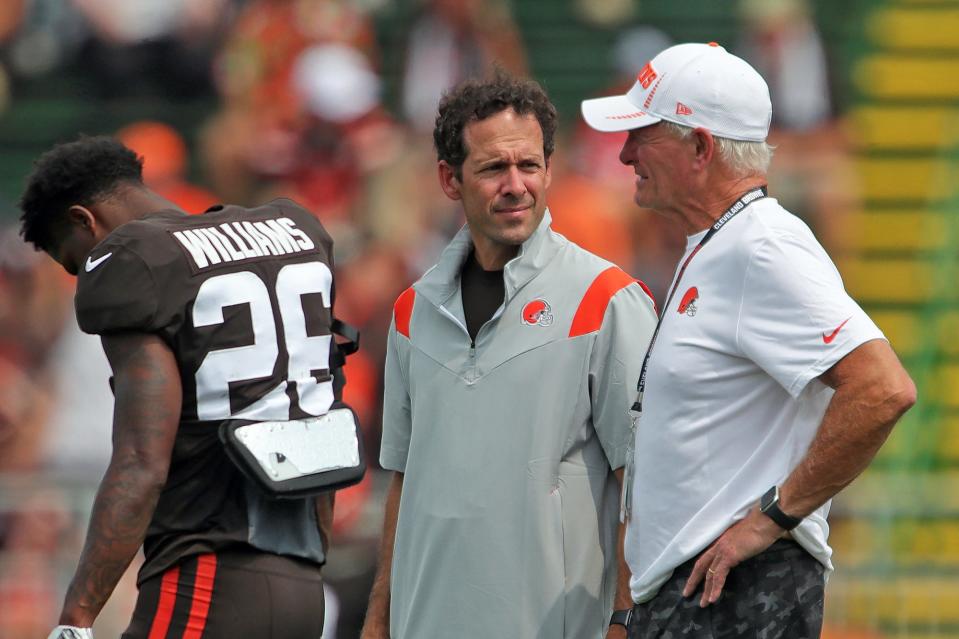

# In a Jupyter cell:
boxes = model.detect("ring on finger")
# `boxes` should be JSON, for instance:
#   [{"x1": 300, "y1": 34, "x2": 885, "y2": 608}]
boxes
[{"x1": 707, "y1": 567, "x2": 717, "y2": 574}]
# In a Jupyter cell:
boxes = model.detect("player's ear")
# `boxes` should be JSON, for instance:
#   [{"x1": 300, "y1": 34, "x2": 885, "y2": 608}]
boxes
[
  {"x1": 67, "y1": 205, "x2": 96, "y2": 234},
  {"x1": 437, "y1": 161, "x2": 462, "y2": 201}
]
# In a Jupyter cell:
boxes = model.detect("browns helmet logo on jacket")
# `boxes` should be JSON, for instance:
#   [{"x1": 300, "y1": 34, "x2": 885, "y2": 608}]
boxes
[
  {"x1": 677, "y1": 287, "x2": 699, "y2": 316},
  {"x1": 521, "y1": 298, "x2": 554, "y2": 327}
]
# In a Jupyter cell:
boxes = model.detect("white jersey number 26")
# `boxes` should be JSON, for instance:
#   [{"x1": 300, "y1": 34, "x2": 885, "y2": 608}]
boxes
[{"x1": 192, "y1": 261, "x2": 333, "y2": 421}]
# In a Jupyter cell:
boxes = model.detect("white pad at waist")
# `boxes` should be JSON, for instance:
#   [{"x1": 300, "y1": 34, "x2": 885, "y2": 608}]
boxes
[{"x1": 233, "y1": 409, "x2": 360, "y2": 481}]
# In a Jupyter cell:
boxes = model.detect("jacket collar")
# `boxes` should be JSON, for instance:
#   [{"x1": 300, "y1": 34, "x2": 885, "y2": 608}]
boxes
[{"x1": 415, "y1": 209, "x2": 562, "y2": 308}]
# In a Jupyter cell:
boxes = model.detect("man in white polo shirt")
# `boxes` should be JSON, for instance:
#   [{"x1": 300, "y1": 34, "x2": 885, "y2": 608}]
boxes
[{"x1": 581, "y1": 43, "x2": 916, "y2": 637}]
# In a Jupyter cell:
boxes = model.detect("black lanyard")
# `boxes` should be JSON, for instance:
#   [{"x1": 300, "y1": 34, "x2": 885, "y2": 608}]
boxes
[{"x1": 631, "y1": 186, "x2": 768, "y2": 413}]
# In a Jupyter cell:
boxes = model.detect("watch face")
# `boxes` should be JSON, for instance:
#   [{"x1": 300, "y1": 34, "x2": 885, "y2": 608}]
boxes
[{"x1": 760, "y1": 486, "x2": 777, "y2": 511}]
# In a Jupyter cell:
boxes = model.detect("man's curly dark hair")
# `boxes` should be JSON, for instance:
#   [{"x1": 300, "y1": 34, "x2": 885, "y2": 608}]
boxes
[
  {"x1": 433, "y1": 70, "x2": 558, "y2": 178},
  {"x1": 19, "y1": 135, "x2": 144, "y2": 252}
]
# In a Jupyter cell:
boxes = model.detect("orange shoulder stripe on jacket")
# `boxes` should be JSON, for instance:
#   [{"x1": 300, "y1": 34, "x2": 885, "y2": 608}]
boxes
[
  {"x1": 569, "y1": 266, "x2": 652, "y2": 337},
  {"x1": 635, "y1": 279, "x2": 658, "y2": 315},
  {"x1": 394, "y1": 287, "x2": 416, "y2": 338}
]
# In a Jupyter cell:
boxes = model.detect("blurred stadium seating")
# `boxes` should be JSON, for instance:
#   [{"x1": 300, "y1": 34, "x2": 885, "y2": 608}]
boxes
[
  {"x1": 1, "y1": 0, "x2": 956, "y2": 637},
  {"x1": 826, "y1": 1, "x2": 959, "y2": 636}
]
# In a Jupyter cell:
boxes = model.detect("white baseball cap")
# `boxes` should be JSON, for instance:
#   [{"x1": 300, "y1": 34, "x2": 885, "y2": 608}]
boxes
[{"x1": 581, "y1": 42, "x2": 772, "y2": 142}]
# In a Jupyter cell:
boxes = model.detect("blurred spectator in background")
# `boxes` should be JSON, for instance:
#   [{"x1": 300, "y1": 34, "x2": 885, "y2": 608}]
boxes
[
  {"x1": 735, "y1": 0, "x2": 858, "y2": 248},
  {"x1": 0, "y1": 487, "x2": 67, "y2": 639},
  {"x1": 279, "y1": 42, "x2": 386, "y2": 225},
  {"x1": 38, "y1": 315, "x2": 114, "y2": 478},
  {"x1": 737, "y1": 0, "x2": 831, "y2": 132},
  {"x1": 69, "y1": 0, "x2": 231, "y2": 98},
  {"x1": 0, "y1": 0, "x2": 24, "y2": 113},
  {"x1": 0, "y1": 185, "x2": 114, "y2": 499},
  {"x1": 0, "y1": 1, "x2": 25, "y2": 45},
  {"x1": 117, "y1": 120, "x2": 219, "y2": 214},
  {"x1": 0, "y1": 227, "x2": 120, "y2": 639},
  {"x1": 400, "y1": 0, "x2": 527, "y2": 132},
  {"x1": 3, "y1": 0, "x2": 80, "y2": 83},
  {"x1": 202, "y1": 0, "x2": 378, "y2": 204},
  {"x1": 572, "y1": 0, "x2": 635, "y2": 28},
  {"x1": 0, "y1": 356, "x2": 50, "y2": 474},
  {"x1": 0, "y1": 229, "x2": 76, "y2": 639},
  {"x1": 0, "y1": 227, "x2": 71, "y2": 370}
]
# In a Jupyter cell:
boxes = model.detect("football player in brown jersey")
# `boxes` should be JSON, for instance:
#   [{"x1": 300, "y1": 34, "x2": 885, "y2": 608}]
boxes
[{"x1": 21, "y1": 136, "x2": 351, "y2": 639}]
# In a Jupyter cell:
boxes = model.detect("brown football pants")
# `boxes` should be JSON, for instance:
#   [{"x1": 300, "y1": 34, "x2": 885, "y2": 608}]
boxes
[{"x1": 122, "y1": 549, "x2": 325, "y2": 639}]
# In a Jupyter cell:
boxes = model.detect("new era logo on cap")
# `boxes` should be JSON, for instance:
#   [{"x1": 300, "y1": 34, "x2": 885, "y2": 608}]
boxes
[{"x1": 580, "y1": 42, "x2": 772, "y2": 140}]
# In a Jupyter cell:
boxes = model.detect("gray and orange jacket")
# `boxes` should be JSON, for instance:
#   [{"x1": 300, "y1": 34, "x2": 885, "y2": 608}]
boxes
[{"x1": 380, "y1": 211, "x2": 658, "y2": 638}]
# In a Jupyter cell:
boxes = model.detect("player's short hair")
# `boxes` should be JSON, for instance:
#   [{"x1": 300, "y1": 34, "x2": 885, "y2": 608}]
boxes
[
  {"x1": 433, "y1": 69, "x2": 558, "y2": 178},
  {"x1": 19, "y1": 135, "x2": 144, "y2": 252}
]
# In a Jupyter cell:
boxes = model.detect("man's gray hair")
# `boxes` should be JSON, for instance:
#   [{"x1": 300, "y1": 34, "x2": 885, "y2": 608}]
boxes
[{"x1": 661, "y1": 121, "x2": 774, "y2": 175}]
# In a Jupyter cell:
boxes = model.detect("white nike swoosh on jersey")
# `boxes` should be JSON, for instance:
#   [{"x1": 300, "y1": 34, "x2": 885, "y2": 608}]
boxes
[{"x1": 84, "y1": 252, "x2": 113, "y2": 272}]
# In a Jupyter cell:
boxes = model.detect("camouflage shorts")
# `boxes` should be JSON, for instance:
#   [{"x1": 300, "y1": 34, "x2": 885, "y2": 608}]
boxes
[{"x1": 627, "y1": 539, "x2": 825, "y2": 639}]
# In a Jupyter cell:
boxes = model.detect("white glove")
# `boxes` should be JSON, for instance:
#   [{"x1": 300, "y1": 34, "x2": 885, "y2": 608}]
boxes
[{"x1": 47, "y1": 626, "x2": 94, "y2": 639}]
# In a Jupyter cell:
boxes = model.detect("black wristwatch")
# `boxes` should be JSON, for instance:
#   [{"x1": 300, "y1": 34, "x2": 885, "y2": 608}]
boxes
[
  {"x1": 759, "y1": 485, "x2": 802, "y2": 531},
  {"x1": 609, "y1": 608, "x2": 633, "y2": 628}
]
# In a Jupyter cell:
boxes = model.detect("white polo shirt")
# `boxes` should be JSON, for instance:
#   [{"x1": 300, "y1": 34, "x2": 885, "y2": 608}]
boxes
[{"x1": 625, "y1": 196, "x2": 885, "y2": 603}]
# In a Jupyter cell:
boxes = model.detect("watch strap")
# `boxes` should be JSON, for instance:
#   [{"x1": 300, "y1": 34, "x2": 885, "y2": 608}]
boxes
[
  {"x1": 760, "y1": 486, "x2": 802, "y2": 531},
  {"x1": 609, "y1": 608, "x2": 633, "y2": 628}
]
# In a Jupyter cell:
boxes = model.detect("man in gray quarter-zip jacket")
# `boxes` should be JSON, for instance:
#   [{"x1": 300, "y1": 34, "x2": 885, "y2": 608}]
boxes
[{"x1": 361, "y1": 71, "x2": 658, "y2": 639}]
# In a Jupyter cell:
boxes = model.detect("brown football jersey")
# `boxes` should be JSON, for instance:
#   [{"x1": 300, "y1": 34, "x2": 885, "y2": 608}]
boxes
[{"x1": 75, "y1": 198, "x2": 337, "y2": 583}]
